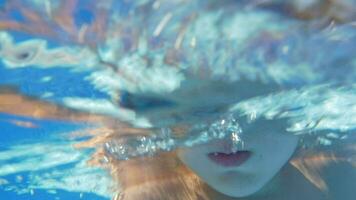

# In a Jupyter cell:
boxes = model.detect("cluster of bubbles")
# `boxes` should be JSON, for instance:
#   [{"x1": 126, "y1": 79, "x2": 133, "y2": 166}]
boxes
[{"x1": 104, "y1": 115, "x2": 244, "y2": 160}]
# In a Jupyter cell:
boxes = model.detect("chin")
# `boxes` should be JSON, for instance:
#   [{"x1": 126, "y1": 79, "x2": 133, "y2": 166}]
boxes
[
  {"x1": 209, "y1": 177, "x2": 269, "y2": 198},
  {"x1": 218, "y1": 186, "x2": 263, "y2": 198}
]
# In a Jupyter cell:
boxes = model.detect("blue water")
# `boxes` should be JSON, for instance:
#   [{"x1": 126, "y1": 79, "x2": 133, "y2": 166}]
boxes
[
  {"x1": 0, "y1": 52, "x2": 110, "y2": 198},
  {"x1": 0, "y1": 2, "x2": 113, "y2": 198},
  {"x1": 0, "y1": 0, "x2": 355, "y2": 199},
  {"x1": 0, "y1": 113, "x2": 110, "y2": 199},
  {"x1": 1, "y1": 187, "x2": 107, "y2": 200}
]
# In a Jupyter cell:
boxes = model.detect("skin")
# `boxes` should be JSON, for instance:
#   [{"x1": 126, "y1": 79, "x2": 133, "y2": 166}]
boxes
[
  {"x1": 201, "y1": 162, "x2": 326, "y2": 200},
  {"x1": 177, "y1": 119, "x2": 300, "y2": 198}
]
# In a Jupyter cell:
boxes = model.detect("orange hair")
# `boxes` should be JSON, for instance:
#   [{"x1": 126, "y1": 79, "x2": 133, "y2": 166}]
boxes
[{"x1": 75, "y1": 126, "x2": 210, "y2": 200}]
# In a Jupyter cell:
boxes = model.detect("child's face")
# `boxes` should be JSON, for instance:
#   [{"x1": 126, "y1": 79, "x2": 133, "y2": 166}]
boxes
[
  {"x1": 177, "y1": 120, "x2": 298, "y2": 197},
  {"x1": 120, "y1": 77, "x2": 298, "y2": 197}
]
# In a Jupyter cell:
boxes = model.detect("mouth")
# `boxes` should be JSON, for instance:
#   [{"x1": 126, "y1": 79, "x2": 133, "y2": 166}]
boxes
[{"x1": 208, "y1": 151, "x2": 252, "y2": 167}]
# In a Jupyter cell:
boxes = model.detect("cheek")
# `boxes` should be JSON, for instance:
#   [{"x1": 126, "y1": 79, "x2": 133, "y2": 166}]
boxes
[
  {"x1": 177, "y1": 148, "x2": 207, "y2": 170},
  {"x1": 177, "y1": 147, "x2": 218, "y2": 180},
  {"x1": 247, "y1": 131, "x2": 299, "y2": 159},
  {"x1": 246, "y1": 133, "x2": 299, "y2": 178}
]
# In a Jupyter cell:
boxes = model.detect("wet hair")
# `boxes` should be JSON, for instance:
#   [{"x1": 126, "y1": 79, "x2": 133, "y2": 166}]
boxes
[
  {"x1": 0, "y1": 90, "x2": 208, "y2": 199},
  {"x1": 109, "y1": 152, "x2": 208, "y2": 200},
  {"x1": 75, "y1": 126, "x2": 209, "y2": 200}
]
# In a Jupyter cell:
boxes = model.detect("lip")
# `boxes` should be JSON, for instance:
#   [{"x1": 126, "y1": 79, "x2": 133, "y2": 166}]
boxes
[{"x1": 208, "y1": 151, "x2": 252, "y2": 167}]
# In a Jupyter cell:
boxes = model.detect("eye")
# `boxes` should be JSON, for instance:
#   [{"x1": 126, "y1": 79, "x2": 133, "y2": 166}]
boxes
[{"x1": 119, "y1": 91, "x2": 176, "y2": 111}]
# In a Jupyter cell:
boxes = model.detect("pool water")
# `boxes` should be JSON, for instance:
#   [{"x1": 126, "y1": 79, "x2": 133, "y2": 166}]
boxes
[{"x1": 0, "y1": 0, "x2": 355, "y2": 199}]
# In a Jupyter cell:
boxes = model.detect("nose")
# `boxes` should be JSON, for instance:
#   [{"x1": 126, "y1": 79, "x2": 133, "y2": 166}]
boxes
[{"x1": 216, "y1": 133, "x2": 246, "y2": 153}]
